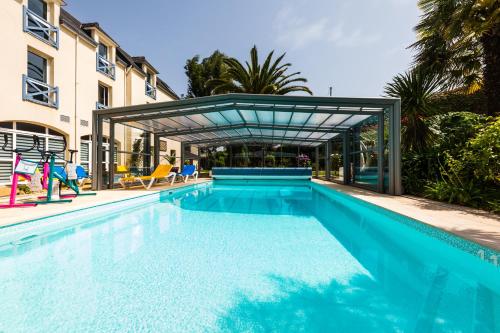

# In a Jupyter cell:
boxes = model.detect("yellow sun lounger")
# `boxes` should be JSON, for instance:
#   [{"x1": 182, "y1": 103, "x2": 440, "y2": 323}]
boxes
[{"x1": 119, "y1": 164, "x2": 175, "y2": 189}]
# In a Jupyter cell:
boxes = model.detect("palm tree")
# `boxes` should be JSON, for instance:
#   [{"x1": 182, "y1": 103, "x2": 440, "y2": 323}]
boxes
[
  {"x1": 184, "y1": 50, "x2": 228, "y2": 98},
  {"x1": 209, "y1": 46, "x2": 312, "y2": 95},
  {"x1": 384, "y1": 69, "x2": 442, "y2": 152},
  {"x1": 411, "y1": 0, "x2": 500, "y2": 115}
]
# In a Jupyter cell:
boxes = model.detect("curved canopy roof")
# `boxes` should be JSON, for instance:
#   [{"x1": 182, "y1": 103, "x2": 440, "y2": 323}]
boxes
[{"x1": 95, "y1": 94, "x2": 399, "y2": 147}]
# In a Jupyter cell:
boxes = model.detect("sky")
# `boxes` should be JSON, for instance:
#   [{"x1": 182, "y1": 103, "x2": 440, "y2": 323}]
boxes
[{"x1": 66, "y1": 0, "x2": 421, "y2": 98}]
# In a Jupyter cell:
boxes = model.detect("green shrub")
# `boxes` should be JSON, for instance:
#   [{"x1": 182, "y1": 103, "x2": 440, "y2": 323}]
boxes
[{"x1": 424, "y1": 117, "x2": 500, "y2": 212}]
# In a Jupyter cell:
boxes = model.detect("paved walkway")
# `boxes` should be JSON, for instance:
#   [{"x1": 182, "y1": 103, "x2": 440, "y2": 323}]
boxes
[
  {"x1": 313, "y1": 179, "x2": 500, "y2": 251},
  {"x1": 1, "y1": 178, "x2": 498, "y2": 251},
  {"x1": 0, "y1": 179, "x2": 210, "y2": 228}
]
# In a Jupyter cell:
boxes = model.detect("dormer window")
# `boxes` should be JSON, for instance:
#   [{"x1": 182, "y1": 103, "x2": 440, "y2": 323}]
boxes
[
  {"x1": 96, "y1": 43, "x2": 115, "y2": 79},
  {"x1": 145, "y1": 72, "x2": 156, "y2": 99},
  {"x1": 23, "y1": 0, "x2": 59, "y2": 48}
]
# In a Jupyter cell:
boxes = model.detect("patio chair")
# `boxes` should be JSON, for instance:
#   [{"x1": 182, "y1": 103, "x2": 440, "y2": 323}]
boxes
[
  {"x1": 75, "y1": 166, "x2": 91, "y2": 186},
  {"x1": 119, "y1": 164, "x2": 175, "y2": 189},
  {"x1": 170, "y1": 165, "x2": 199, "y2": 185}
]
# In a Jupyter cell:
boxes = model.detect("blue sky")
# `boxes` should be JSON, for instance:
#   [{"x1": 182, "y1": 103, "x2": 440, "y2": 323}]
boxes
[{"x1": 66, "y1": 0, "x2": 420, "y2": 97}]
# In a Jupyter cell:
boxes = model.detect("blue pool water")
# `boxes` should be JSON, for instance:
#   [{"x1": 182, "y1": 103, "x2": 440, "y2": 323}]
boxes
[{"x1": 0, "y1": 181, "x2": 499, "y2": 332}]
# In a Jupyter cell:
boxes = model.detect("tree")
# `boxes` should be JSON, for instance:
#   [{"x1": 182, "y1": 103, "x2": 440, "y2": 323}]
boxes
[
  {"x1": 384, "y1": 69, "x2": 441, "y2": 152},
  {"x1": 209, "y1": 45, "x2": 312, "y2": 95},
  {"x1": 184, "y1": 50, "x2": 228, "y2": 98},
  {"x1": 411, "y1": 0, "x2": 500, "y2": 115}
]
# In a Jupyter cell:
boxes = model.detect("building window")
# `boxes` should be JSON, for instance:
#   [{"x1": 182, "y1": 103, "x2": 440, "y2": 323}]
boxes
[
  {"x1": 97, "y1": 84, "x2": 109, "y2": 109},
  {"x1": 26, "y1": 51, "x2": 49, "y2": 104},
  {"x1": 96, "y1": 43, "x2": 115, "y2": 79},
  {"x1": 145, "y1": 72, "x2": 156, "y2": 99},
  {"x1": 24, "y1": 0, "x2": 58, "y2": 48},
  {"x1": 28, "y1": 51, "x2": 47, "y2": 83},
  {"x1": 98, "y1": 43, "x2": 108, "y2": 60},
  {"x1": 28, "y1": 0, "x2": 47, "y2": 19}
]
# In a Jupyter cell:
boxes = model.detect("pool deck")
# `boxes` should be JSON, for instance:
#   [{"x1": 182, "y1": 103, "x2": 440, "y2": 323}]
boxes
[
  {"x1": 0, "y1": 178, "x2": 498, "y2": 251},
  {"x1": 0, "y1": 179, "x2": 211, "y2": 228},
  {"x1": 314, "y1": 179, "x2": 500, "y2": 251}
]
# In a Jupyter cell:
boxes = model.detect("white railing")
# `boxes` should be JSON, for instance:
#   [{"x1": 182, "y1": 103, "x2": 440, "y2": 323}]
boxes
[
  {"x1": 145, "y1": 81, "x2": 156, "y2": 99},
  {"x1": 23, "y1": 6, "x2": 59, "y2": 49},
  {"x1": 22, "y1": 75, "x2": 59, "y2": 108},
  {"x1": 96, "y1": 54, "x2": 116, "y2": 79}
]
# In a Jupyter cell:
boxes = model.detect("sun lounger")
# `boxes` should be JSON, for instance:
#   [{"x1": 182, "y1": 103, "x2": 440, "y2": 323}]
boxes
[
  {"x1": 170, "y1": 165, "x2": 198, "y2": 185},
  {"x1": 120, "y1": 164, "x2": 175, "y2": 189}
]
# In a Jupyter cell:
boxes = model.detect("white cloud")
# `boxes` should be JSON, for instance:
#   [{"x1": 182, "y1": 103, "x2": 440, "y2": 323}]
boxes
[{"x1": 273, "y1": 5, "x2": 381, "y2": 49}]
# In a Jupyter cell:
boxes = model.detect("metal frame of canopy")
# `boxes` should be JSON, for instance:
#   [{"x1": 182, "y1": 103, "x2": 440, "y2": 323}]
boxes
[{"x1": 92, "y1": 93, "x2": 401, "y2": 194}]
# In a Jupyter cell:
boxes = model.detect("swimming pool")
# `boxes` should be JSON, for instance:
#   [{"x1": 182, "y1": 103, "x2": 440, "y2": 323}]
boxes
[{"x1": 0, "y1": 180, "x2": 498, "y2": 332}]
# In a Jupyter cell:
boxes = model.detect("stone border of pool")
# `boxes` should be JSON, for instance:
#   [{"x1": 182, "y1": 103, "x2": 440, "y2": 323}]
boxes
[{"x1": 313, "y1": 179, "x2": 500, "y2": 253}]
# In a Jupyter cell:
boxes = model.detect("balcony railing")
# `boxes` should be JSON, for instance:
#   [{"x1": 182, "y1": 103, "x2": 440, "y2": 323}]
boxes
[
  {"x1": 22, "y1": 75, "x2": 59, "y2": 108},
  {"x1": 96, "y1": 102, "x2": 108, "y2": 110},
  {"x1": 23, "y1": 6, "x2": 59, "y2": 49},
  {"x1": 96, "y1": 54, "x2": 116, "y2": 79},
  {"x1": 145, "y1": 81, "x2": 156, "y2": 100}
]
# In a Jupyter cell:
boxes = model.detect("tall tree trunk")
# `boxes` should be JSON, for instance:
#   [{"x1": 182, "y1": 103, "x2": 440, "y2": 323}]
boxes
[{"x1": 481, "y1": 25, "x2": 500, "y2": 116}]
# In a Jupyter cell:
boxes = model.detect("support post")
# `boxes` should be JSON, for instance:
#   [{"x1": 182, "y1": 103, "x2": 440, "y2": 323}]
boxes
[
  {"x1": 325, "y1": 141, "x2": 331, "y2": 180},
  {"x1": 153, "y1": 134, "x2": 160, "y2": 168},
  {"x1": 95, "y1": 114, "x2": 104, "y2": 190},
  {"x1": 388, "y1": 101, "x2": 402, "y2": 195},
  {"x1": 315, "y1": 147, "x2": 319, "y2": 178},
  {"x1": 342, "y1": 131, "x2": 349, "y2": 185},
  {"x1": 180, "y1": 142, "x2": 186, "y2": 168},
  {"x1": 143, "y1": 132, "x2": 151, "y2": 175},
  {"x1": 229, "y1": 145, "x2": 233, "y2": 167},
  {"x1": 91, "y1": 111, "x2": 98, "y2": 190},
  {"x1": 108, "y1": 121, "x2": 115, "y2": 189},
  {"x1": 377, "y1": 112, "x2": 384, "y2": 193}
]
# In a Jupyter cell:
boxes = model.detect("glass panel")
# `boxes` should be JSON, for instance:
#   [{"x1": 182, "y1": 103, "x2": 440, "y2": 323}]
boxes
[
  {"x1": 274, "y1": 111, "x2": 292, "y2": 125},
  {"x1": 186, "y1": 114, "x2": 214, "y2": 127},
  {"x1": 272, "y1": 129, "x2": 286, "y2": 137},
  {"x1": 348, "y1": 115, "x2": 380, "y2": 191},
  {"x1": 220, "y1": 110, "x2": 244, "y2": 124},
  {"x1": 284, "y1": 130, "x2": 299, "y2": 137},
  {"x1": 27, "y1": 51, "x2": 46, "y2": 82},
  {"x1": 256, "y1": 111, "x2": 273, "y2": 124},
  {"x1": 98, "y1": 84, "x2": 109, "y2": 106},
  {"x1": 289, "y1": 112, "x2": 310, "y2": 126},
  {"x1": 0, "y1": 122, "x2": 13, "y2": 129},
  {"x1": 0, "y1": 131, "x2": 13, "y2": 159},
  {"x1": 28, "y1": 0, "x2": 47, "y2": 19},
  {"x1": 204, "y1": 112, "x2": 230, "y2": 125},
  {"x1": 169, "y1": 116, "x2": 200, "y2": 128},
  {"x1": 98, "y1": 44, "x2": 108, "y2": 59},
  {"x1": 260, "y1": 129, "x2": 273, "y2": 137},
  {"x1": 330, "y1": 138, "x2": 344, "y2": 182},
  {"x1": 0, "y1": 161, "x2": 13, "y2": 184},
  {"x1": 342, "y1": 114, "x2": 372, "y2": 127},
  {"x1": 306, "y1": 113, "x2": 330, "y2": 126},
  {"x1": 17, "y1": 122, "x2": 45, "y2": 134},
  {"x1": 323, "y1": 114, "x2": 350, "y2": 126},
  {"x1": 239, "y1": 110, "x2": 257, "y2": 123},
  {"x1": 17, "y1": 134, "x2": 41, "y2": 161}
]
